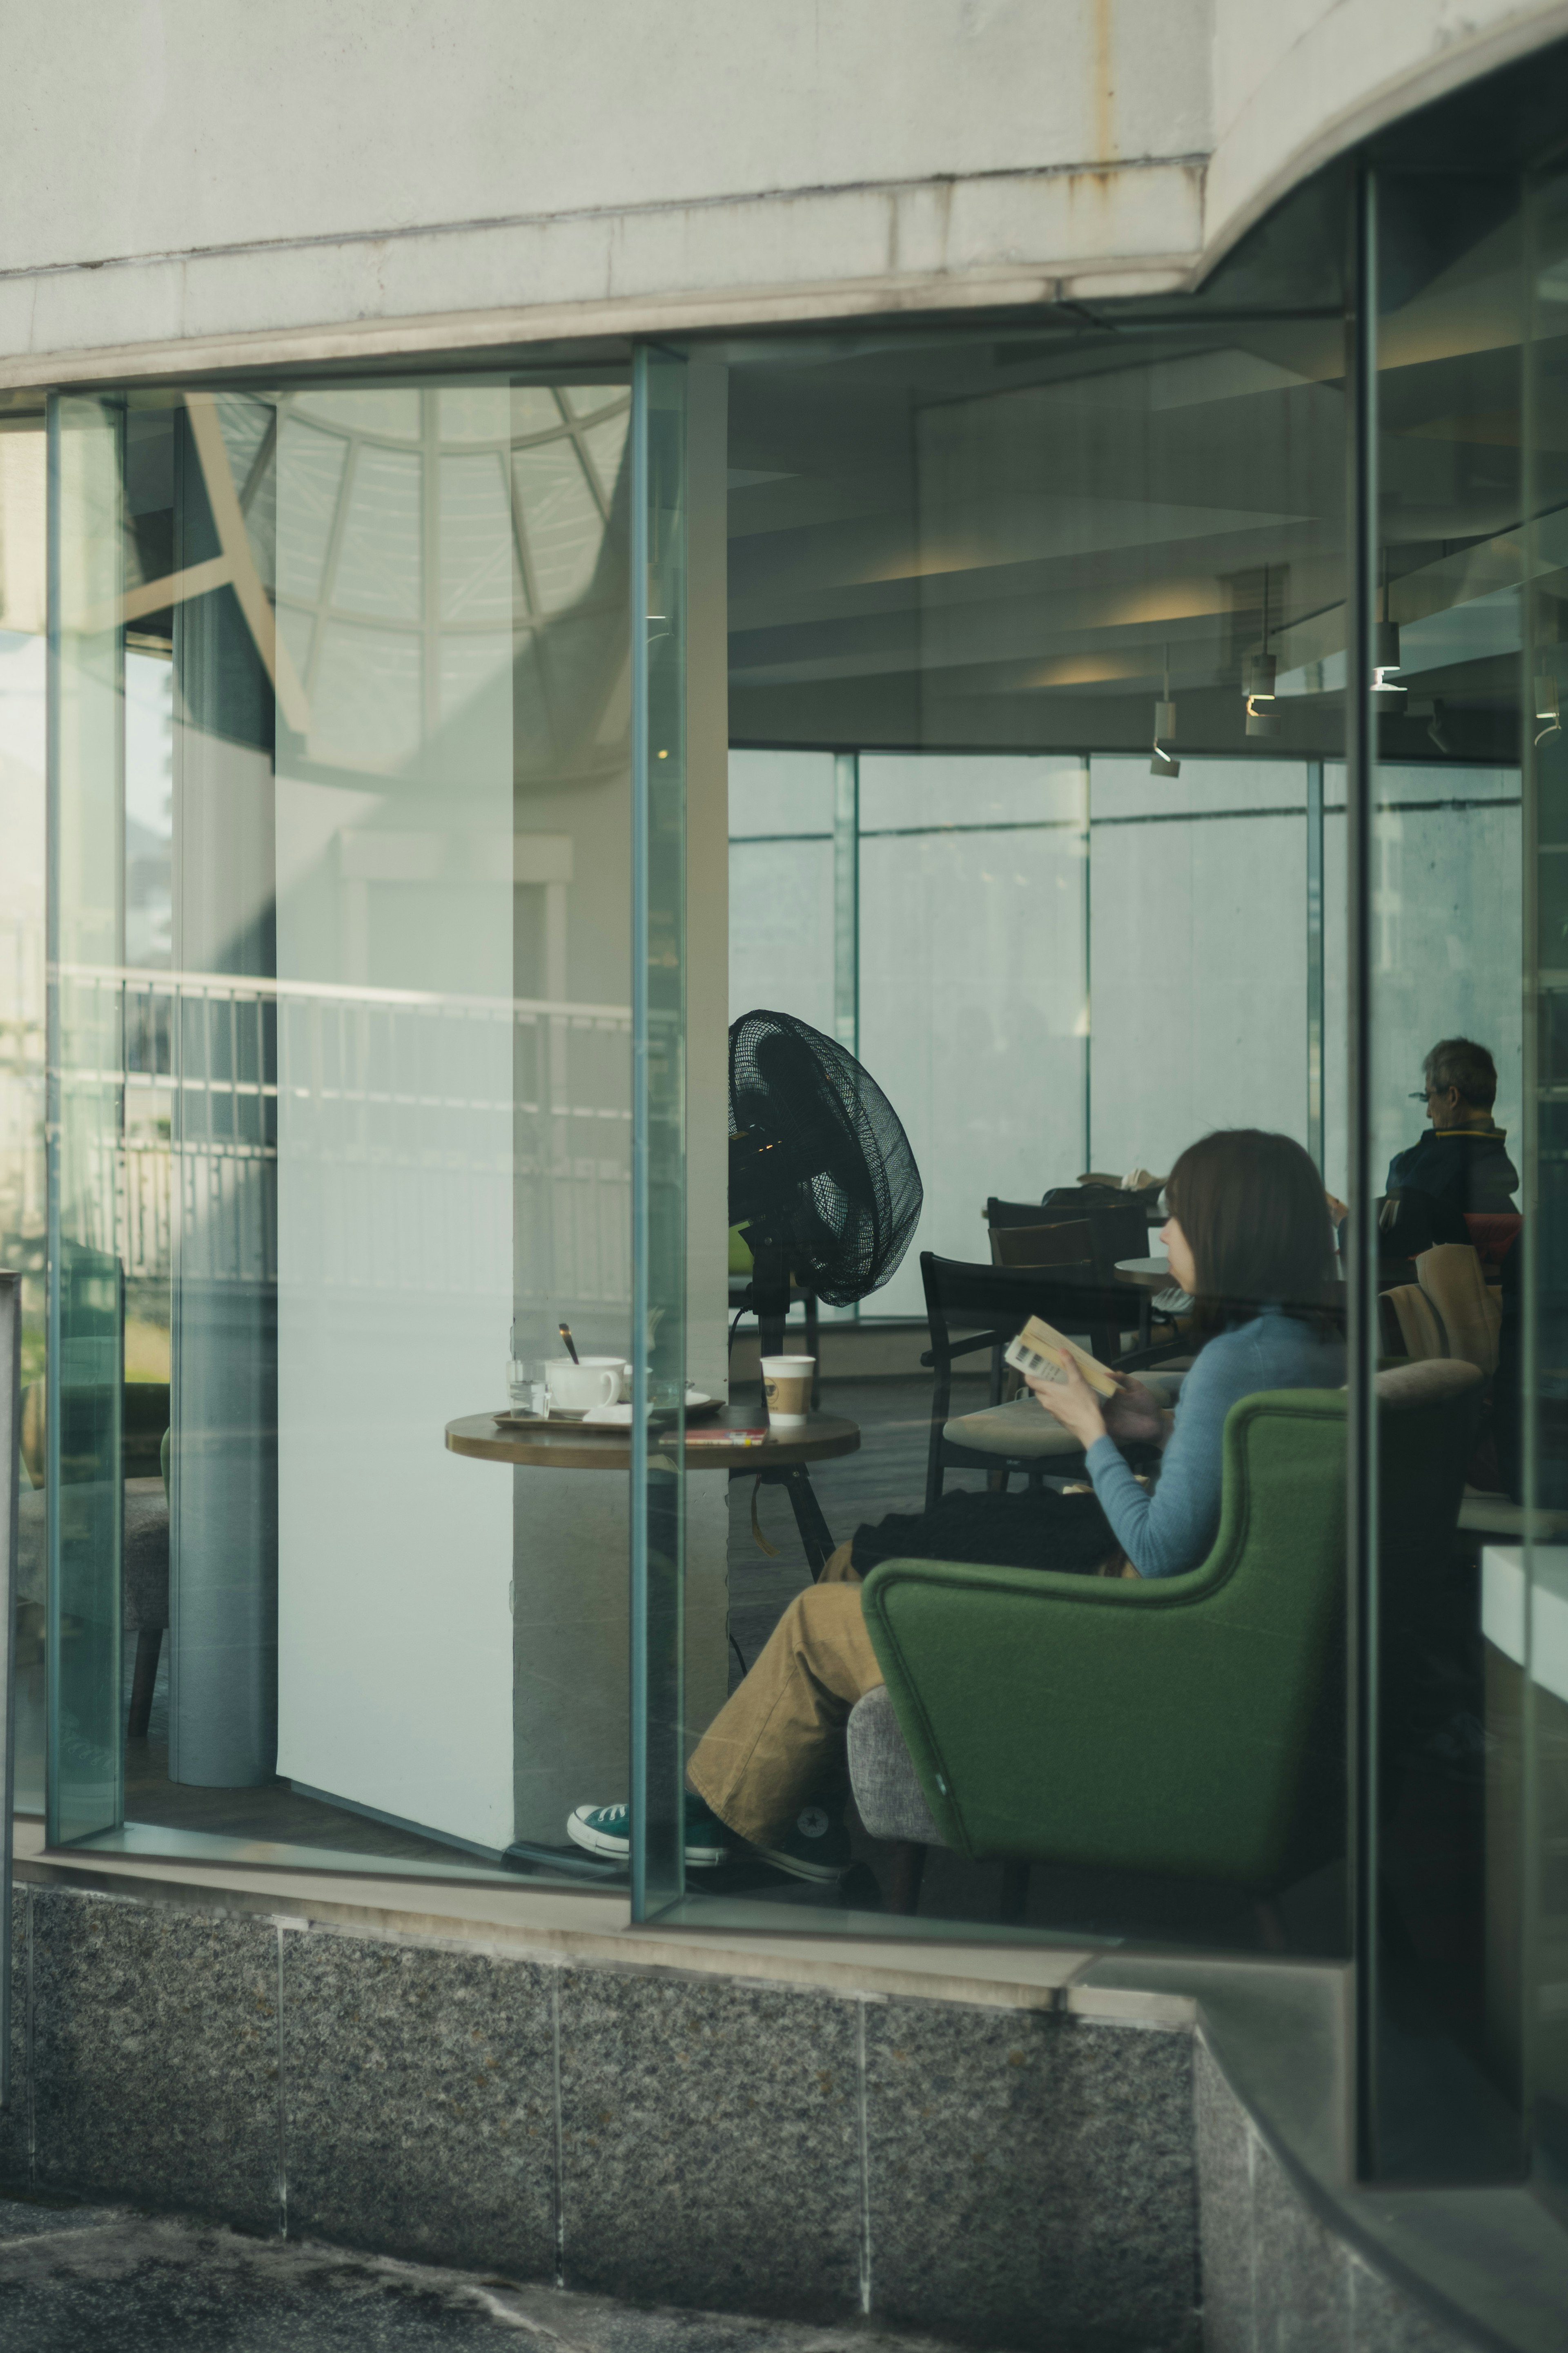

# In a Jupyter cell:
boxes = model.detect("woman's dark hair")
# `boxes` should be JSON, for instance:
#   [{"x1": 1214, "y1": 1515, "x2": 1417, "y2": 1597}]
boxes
[{"x1": 1165, "y1": 1129, "x2": 1337, "y2": 1336}]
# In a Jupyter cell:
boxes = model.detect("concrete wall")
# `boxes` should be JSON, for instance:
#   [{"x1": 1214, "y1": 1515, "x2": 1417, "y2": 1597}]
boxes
[{"x1": 4, "y1": 0, "x2": 1568, "y2": 385}]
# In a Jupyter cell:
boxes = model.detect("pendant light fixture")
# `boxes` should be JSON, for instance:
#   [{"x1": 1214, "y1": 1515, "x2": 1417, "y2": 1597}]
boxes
[
  {"x1": 1150, "y1": 644, "x2": 1180, "y2": 777},
  {"x1": 1535, "y1": 673, "x2": 1561, "y2": 747},
  {"x1": 1372, "y1": 550, "x2": 1405, "y2": 703},
  {"x1": 1244, "y1": 567, "x2": 1280, "y2": 737}
]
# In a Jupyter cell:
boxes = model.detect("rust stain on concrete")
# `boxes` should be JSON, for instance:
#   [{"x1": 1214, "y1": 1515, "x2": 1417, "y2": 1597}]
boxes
[{"x1": 1093, "y1": 0, "x2": 1117, "y2": 164}]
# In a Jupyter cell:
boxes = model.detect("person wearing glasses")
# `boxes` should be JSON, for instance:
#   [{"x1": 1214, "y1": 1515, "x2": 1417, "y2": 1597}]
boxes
[{"x1": 1386, "y1": 1038, "x2": 1518, "y2": 1215}]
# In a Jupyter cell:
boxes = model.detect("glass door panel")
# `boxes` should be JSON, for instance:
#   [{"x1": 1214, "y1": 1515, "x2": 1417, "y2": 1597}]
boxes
[
  {"x1": 1364, "y1": 167, "x2": 1528, "y2": 2181},
  {"x1": 630, "y1": 346, "x2": 688, "y2": 1919},
  {"x1": 47, "y1": 393, "x2": 126, "y2": 1845},
  {"x1": 45, "y1": 371, "x2": 638, "y2": 1882}
]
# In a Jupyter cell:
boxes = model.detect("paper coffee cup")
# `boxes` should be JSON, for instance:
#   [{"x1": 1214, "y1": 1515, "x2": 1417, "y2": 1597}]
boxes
[{"x1": 761, "y1": 1354, "x2": 814, "y2": 1427}]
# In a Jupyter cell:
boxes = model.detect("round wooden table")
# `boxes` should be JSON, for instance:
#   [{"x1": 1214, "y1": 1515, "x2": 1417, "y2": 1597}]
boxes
[
  {"x1": 446, "y1": 1407, "x2": 861, "y2": 1579},
  {"x1": 1114, "y1": 1255, "x2": 1174, "y2": 1292},
  {"x1": 445, "y1": 1407, "x2": 859, "y2": 1472}
]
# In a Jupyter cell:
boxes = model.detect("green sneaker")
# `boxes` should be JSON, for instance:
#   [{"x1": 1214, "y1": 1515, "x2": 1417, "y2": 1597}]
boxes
[
  {"x1": 748, "y1": 1804, "x2": 853, "y2": 1885},
  {"x1": 566, "y1": 1793, "x2": 731, "y2": 1869}
]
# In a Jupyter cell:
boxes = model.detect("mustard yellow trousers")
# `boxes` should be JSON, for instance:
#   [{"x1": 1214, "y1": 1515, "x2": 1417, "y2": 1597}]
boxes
[{"x1": 685, "y1": 1542, "x2": 882, "y2": 1846}]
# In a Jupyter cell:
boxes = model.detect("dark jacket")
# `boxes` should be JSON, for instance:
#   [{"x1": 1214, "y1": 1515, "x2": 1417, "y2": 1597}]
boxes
[{"x1": 1384, "y1": 1123, "x2": 1519, "y2": 1214}]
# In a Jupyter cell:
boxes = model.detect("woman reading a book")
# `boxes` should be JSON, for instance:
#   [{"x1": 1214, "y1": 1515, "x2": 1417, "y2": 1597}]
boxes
[{"x1": 567, "y1": 1127, "x2": 1344, "y2": 1884}]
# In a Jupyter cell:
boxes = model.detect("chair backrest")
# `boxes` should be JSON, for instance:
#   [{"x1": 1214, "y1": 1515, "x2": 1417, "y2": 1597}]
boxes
[
  {"x1": 1380, "y1": 1285, "x2": 1447, "y2": 1363},
  {"x1": 921, "y1": 1249, "x2": 1125, "y2": 1379},
  {"x1": 989, "y1": 1219, "x2": 1096, "y2": 1271},
  {"x1": 987, "y1": 1193, "x2": 1150, "y2": 1278},
  {"x1": 1416, "y1": 1243, "x2": 1500, "y2": 1375},
  {"x1": 862, "y1": 1361, "x2": 1481, "y2": 1887},
  {"x1": 984, "y1": 1196, "x2": 1054, "y2": 1231},
  {"x1": 18, "y1": 1379, "x2": 170, "y2": 1489}
]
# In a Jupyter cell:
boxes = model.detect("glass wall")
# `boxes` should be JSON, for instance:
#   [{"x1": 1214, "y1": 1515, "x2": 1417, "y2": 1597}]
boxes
[
  {"x1": 29, "y1": 58, "x2": 1568, "y2": 2263},
  {"x1": 699, "y1": 307, "x2": 1354, "y2": 1943},
  {"x1": 733, "y1": 750, "x2": 1345, "y2": 1314},
  {"x1": 0, "y1": 399, "x2": 46, "y2": 1811},
  {"x1": 38, "y1": 370, "x2": 702, "y2": 1882}
]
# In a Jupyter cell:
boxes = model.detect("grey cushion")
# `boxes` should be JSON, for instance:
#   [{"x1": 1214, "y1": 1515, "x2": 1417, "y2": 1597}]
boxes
[
  {"x1": 848, "y1": 1684, "x2": 947, "y2": 1846},
  {"x1": 943, "y1": 1368, "x2": 1186, "y2": 1461},
  {"x1": 124, "y1": 1481, "x2": 170, "y2": 1632},
  {"x1": 13, "y1": 1481, "x2": 168, "y2": 1630},
  {"x1": 1374, "y1": 1358, "x2": 1482, "y2": 1410},
  {"x1": 942, "y1": 1398, "x2": 1084, "y2": 1459}
]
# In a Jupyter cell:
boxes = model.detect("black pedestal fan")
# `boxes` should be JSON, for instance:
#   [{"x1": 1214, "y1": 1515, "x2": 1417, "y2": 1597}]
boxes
[{"x1": 728, "y1": 1010, "x2": 922, "y2": 1573}]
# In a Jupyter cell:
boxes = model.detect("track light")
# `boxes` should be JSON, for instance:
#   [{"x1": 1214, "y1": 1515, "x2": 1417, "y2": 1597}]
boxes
[
  {"x1": 1150, "y1": 645, "x2": 1180, "y2": 777},
  {"x1": 1243, "y1": 570, "x2": 1281, "y2": 736},
  {"x1": 1372, "y1": 560, "x2": 1405, "y2": 703},
  {"x1": 1410, "y1": 696, "x2": 1452, "y2": 752}
]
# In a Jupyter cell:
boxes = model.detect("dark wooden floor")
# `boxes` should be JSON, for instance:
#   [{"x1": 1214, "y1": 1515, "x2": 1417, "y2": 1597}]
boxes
[{"x1": 123, "y1": 1665, "x2": 499, "y2": 1871}]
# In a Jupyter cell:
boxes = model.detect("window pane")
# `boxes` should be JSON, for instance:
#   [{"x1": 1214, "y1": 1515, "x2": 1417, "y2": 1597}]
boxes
[
  {"x1": 1367, "y1": 169, "x2": 1527, "y2": 2181},
  {"x1": 0, "y1": 409, "x2": 47, "y2": 1812},
  {"x1": 860, "y1": 757, "x2": 1088, "y2": 1319},
  {"x1": 1088, "y1": 756, "x2": 1309, "y2": 1179},
  {"x1": 45, "y1": 373, "x2": 637, "y2": 1886},
  {"x1": 705, "y1": 303, "x2": 1349, "y2": 1948}
]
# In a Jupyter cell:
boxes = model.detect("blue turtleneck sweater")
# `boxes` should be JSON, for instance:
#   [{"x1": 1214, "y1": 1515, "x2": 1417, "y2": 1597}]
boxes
[{"x1": 1085, "y1": 1306, "x2": 1345, "y2": 1579}]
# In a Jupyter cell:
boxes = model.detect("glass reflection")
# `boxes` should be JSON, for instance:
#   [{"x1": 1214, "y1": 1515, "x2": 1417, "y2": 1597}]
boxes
[
  {"x1": 45, "y1": 371, "x2": 640, "y2": 1879},
  {"x1": 0, "y1": 405, "x2": 47, "y2": 1811},
  {"x1": 682, "y1": 312, "x2": 1356, "y2": 1944}
]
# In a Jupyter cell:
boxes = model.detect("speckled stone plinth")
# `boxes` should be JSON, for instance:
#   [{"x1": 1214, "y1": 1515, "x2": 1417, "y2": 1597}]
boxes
[
  {"x1": 0, "y1": 1895, "x2": 27, "y2": 2187},
  {"x1": 558, "y1": 1968, "x2": 862, "y2": 2320},
  {"x1": 29, "y1": 1887, "x2": 279, "y2": 2228},
  {"x1": 1192, "y1": 2038, "x2": 1480, "y2": 2353},
  {"x1": 866, "y1": 2001, "x2": 1196, "y2": 2351},
  {"x1": 282, "y1": 1932, "x2": 557, "y2": 2277}
]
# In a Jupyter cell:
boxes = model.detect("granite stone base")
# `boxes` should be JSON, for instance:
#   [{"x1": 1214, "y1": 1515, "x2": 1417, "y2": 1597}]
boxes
[
  {"x1": 1193, "y1": 2038, "x2": 1481, "y2": 2353},
  {"x1": 0, "y1": 1883, "x2": 1202, "y2": 2350}
]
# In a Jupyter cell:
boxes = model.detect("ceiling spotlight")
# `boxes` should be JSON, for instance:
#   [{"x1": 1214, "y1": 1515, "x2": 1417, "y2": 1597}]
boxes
[
  {"x1": 1150, "y1": 645, "x2": 1180, "y2": 777},
  {"x1": 1411, "y1": 696, "x2": 1453, "y2": 754},
  {"x1": 1372, "y1": 557, "x2": 1404, "y2": 702},
  {"x1": 1243, "y1": 569, "x2": 1281, "y2": 736},
  {"x1": 1243, "y1": 656, "x2": 1280, "y2": 738}
]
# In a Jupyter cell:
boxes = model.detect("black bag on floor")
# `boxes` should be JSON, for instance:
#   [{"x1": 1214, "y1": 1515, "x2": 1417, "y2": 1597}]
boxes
[{"x1": 850, "y1": 1485, "x2": 1117, "y2": 1577}]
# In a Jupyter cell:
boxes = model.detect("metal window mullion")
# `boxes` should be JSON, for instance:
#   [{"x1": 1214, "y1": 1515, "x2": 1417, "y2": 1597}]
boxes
[
  {"x1": 629, "y1": 348, "x2": 653, "y2": 1921},
  {"x1": 833, "y1": 752, "x2": 859, "y2": 1058},
  {"x1": 1346, "y1": 165, "x2": 1381, "y2": 2185},
  {"x1": 1307, "y1": 759, "x2": 1325, "y2": 1173}
]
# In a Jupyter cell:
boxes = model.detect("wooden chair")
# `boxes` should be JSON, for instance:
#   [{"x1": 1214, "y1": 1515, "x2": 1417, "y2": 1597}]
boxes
[
  {"x1": 920, "y1": 1248, "x2": 1161, "y2": 1510},
  {"x1": 18, "y1": 1379, "x2": 170, "y2": 1740}
]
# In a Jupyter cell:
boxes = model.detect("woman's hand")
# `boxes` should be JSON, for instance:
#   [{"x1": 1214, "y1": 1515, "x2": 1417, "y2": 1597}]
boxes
[
  {"x1": 1024, "y1": 1356, "x2": 1108, "y2": 1449},
  {"x1": 1102, "y1": 1375, "x2": 1171, "y2": 1451}
]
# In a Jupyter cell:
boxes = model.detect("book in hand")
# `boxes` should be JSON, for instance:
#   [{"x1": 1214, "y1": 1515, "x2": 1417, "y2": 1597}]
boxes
[{"x1": 1004, "y1": 1316, "x2": 1120, "y2": 1400}]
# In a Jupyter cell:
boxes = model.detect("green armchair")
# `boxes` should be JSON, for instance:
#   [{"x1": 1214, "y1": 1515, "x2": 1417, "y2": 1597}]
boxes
[{"x1": 852, "y1": 1360, "x2": 1481, "y2": 1915}]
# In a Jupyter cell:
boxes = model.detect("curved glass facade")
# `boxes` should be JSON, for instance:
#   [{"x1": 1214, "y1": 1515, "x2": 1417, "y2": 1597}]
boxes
[{"x1": 12, "y1": 37, "x2": 1568, "y2": 2303}]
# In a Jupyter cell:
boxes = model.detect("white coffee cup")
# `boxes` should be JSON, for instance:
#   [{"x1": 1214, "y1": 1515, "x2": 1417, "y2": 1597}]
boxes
[
  {"x1": 760, "y1": 1354, "x2": 815, "y2": 1427},
  {"x1": 546, "y1": 1356, "x2": 622, "y2": 1415},
  {"x1": 568, "y1": 1354, "x2": 632, "y2": 1402}
]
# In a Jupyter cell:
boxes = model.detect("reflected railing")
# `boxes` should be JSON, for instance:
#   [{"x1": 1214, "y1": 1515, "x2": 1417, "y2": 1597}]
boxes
[{"x1": 53, "y1": 963, "x2": 632, "y2": 1304}]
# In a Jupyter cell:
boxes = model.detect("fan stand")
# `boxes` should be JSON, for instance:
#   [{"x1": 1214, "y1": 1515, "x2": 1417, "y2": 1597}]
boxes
[{"x1": 737, "y1": 1234, "x2": 838, "y2": 1579}]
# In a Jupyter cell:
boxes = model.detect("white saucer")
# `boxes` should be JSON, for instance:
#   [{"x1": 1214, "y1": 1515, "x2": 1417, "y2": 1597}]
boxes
[{"x1": 581, "y1": 1389, "x2": 721, "y2": 1428}]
